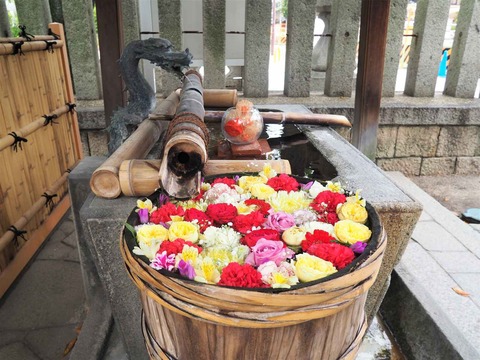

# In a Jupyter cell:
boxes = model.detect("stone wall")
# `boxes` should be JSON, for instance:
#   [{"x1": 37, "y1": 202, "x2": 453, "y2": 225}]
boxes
[{"x1": 77, "y1": 95, "x2": 480, "y2": 175}]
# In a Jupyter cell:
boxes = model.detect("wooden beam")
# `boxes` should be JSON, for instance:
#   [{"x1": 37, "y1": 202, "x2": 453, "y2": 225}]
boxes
[
  {"x1": 351, "y1": 0, "x2": 390, "y2": 160},
  {"x1": 96, "y1": 0, "x2": 127, "y2": 126}
]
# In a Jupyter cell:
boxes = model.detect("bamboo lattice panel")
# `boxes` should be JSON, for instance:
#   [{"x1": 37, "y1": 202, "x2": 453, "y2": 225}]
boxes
[{"x1": 0, "y1": 23, "x2": 82, "y2": 296}]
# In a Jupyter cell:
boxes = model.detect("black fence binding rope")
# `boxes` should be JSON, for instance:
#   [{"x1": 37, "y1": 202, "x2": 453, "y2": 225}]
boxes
[
  {"x1": 8, "y1": 225, "x2": 27, "y2": 248},
  {"x1": 43, "y1": 114, "x2": 58, "y2": 126},
  {"x1": 9, "y1": 41, "x2": 24, "y2": 56},
  {"x1": 19, "y1": 25, "x2": 34, "y2": 41},
  {"x1": 8, "y1": 132, "x2": 28, "y2": 152},
  {"x1": 42, "y1": 193, "x2": 58, "y2": 211},
  {"x1": 44, "y1": 40, "x2": 57, "y2": 53}
]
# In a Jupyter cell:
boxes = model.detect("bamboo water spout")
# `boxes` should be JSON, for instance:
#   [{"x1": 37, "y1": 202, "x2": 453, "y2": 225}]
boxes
[{"x1": 159, "y1": 70, "x2": 209, "y2": 198}]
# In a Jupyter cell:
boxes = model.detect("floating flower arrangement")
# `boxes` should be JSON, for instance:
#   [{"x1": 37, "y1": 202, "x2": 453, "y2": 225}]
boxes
[{"x1": 124, "y1": 165, "x2": 375, "y2": 290}]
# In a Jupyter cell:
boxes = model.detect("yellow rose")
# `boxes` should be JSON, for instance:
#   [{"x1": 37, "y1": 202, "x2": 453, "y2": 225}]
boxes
[
  {"x1": 337, "y1": 202, "x2": 368, "y2": 224},
  {"x1": 168, "y1": 221, "x2": 199, "y2": 243},
  {"x1": 259, "y1": 164, "x2": 277, "y2": 180},
  {"x1": 295, "y1": 253, "x2": 337, "y2": 282},
  {"x1": 250, "y1": 183, "x2": 276, "y2": 200},
  {"x1": 282, "y1": 227, "x2": 306, "y2": 246},
  {"x1": 238, "y1": 176, "x2": 266, "y2": 192},
  {"x1": 136, "y1": 224, "x2": 169, "y2": 246},
  {"x1": 334, "y1": 220, "x2": 371, "y2": 245}
]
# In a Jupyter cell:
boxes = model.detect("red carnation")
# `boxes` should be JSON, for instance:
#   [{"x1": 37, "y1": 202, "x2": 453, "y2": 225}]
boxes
[
  {"x1": 218, "y1": 262, "x2": 268, "y2": 288},
  {"x1": 184, "y1": 208, "x2": 212, "y2": 232},
  {"x1": 317, "y1": 211, "x2": 339, "y2": 225},
  {"x1": 301, "y1": 229, "x2": 335, "y2": 251},
  {"x1": 307, "y1": 243, "x2": 355, "y2": 270},
  {"x1": 212, "y1": 177, "x2": 236, "y2": 188},
  {"x1": 266, "y1": 174, "x2": 300, "y2": 192},
  {"x1": 192, "y1": 189, "x2": 205, "y2": 201},
  {"x1": 206, "y1": 203, "x2": 238, "y2": 225},
  {"x1": 311, "y1": 191, "x2": 346, "y2": 214},
  {"x1": 150, "y1": 203, "x2": 185, "y2": 223},
  {"x1": 232, "y1": 211, "x2": 265, "y2": 234},
  {"x1": 244, "y1": 199, "x2": 271, "y2": 215},
  {"x1": 158, "y1": 239, "x2": 203, "y2": 256},
  {"x1": 242, "y1": 229, "x2": 280, "y2": 247}
]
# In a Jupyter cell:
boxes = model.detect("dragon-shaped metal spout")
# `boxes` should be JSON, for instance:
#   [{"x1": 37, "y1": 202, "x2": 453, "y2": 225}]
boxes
[{"x1": 108, "y1": 38, "x2": 192, "y2": 154}]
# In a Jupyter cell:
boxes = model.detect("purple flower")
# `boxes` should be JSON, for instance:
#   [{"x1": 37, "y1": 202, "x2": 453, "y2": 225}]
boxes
[
  {"x1": 150, "y1": 251, "x2": 175, "y2": 271},
  {"x1": 158, "y1": 193, "x2": 169, "y2": 206},
  {"x1": 138, "y1": 208, "x2": 149, "y2": 224},
  {"x1": 301, "y1": 181, "x2": 314, "y2": 191},
  {"x1": 264, "y1": 212, "x2": 296, "y2": 232},
  {"x1": 234, "y1": 175, "x2": 240, "y2": 182},
  {"x1": 350, "y1": 241, "x2": 367, "y2": 254},
  {"x1": 178, "y1": 260, "x2": 195, "y2": 279}
]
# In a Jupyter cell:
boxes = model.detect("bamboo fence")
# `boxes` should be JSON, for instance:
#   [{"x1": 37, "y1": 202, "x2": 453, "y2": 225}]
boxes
[{"x1": 0, "y1": 23, "x2": 82, "y2": 297}]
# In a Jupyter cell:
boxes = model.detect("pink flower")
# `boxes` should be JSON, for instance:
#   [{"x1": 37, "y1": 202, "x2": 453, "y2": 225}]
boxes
[
  {"x1": 245, "y1": 239, "x2": 295, "y2": 266},
  {"x1": 150, "y1": 251, "x2": 175, "y2": 271},
  {"x1": 264, "y1": 212, "x2": 296, "y2": 232},
  {"x1": 178, "y1": 259, "x2": 195, "y2": 279}
]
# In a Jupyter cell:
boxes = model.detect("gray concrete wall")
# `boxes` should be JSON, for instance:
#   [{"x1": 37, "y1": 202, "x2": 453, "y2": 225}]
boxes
[
  {"x1": 0, "y1": 0, "x2": 11, "y2": 37},
  {"x1": 283, "y1": 0, "x2": 317, "y2": 97},
  {"x1": 62, "y1": 0, "x2": 102, "y2": 100},
  {"x1": 14, "y1": 0, "x2": 51, "y2": 35},
  {"x1": 203, "y1": 0, "x2": 226, "y2": 89},
  {"x1": 324, "y1": 0, "x2": 361, "y2": 97},
  {"x1": 444, "y1": 0, "x2": 480, "y2": 99},
  {"x1": 244, "y1": 0, "x2": 271, "y2": 97},
  {"x1": 404, "y1": 0, "x2": 450, "y2": 97}
]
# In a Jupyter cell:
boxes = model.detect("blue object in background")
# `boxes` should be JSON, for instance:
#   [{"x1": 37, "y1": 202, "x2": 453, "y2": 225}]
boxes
[
  {"x1": 462, "y1": 208, "x2": 480, "y2": 223},
  {"x1": 438, "y1": 50, "x2": 448, "y2": 77}
]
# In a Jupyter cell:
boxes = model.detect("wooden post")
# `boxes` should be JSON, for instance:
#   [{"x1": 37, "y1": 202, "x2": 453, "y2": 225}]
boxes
[
  {"x1": 351, "y1": 0, "x2": 390, "y2": 160},
  {"x1": 96, "y1": 0, "x2": 127, "y2": 126}
]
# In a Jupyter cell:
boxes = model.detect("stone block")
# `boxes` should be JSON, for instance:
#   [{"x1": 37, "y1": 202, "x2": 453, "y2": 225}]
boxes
[
  {"x1": 0, "y1": 261, "x2": 85, "y2": 330},
  {"x1": 376, "y1": 126, "x2": 397, "y2": 158},
  {"x1": 411, "y1": 221, "x2": 466, "y2": 251},
  {"x1": 334, "y1": 127, "x2": 352, "y2": 142},
  {"x1": 80, "y1": 131, "x2": 90, "y2": 157},
  {"x1": 26, "y1": 325, "x2": 78, "y2": 360},
  {"x1": 324, "y1": 0, "x2": 361, "y2": 97},
  {"x1": 87, "y1": 131, "x2": 109, "y2": 157},
  {"x1": 14, "y1": 0, "x2": 51, "y2": 35},
  {"x1": 395, "y1": 126, "x2": 440, "y2": 157},
  {"x1": 203, "y1": 0, "x2": 226, "y2": 89},
  {"x1": 0, "y1": 342, "x2": 39, "y2": 360},
  {"x1": 377, "y1": 157, "x2": 422, "y2": 176},
  {"x1": 77, "y1": 108, "x2": 106, "y2": 130},
  {"x1": 62, "y1": 0, "x2": 102, "y2": 100},
  {"x1": 419, "y1": 210, "x2": 432, "y2": 221},
  {"x1": 0, "y1": 1, "x2": 10, "y2": 37},
  {"x1": 455, "y1": 157, "x2": 480, "y2": 175},
  {"x1": 80, "y1": 195, "x2": 148, "y2": 360},
  {"x1": 283, "y1": 0, "x2": 317, "y2": 97},
  {"x1": 451, "y1": 273, "x2": 480, "y2": 308},
  {"x1": 430, "y1": 251, "x2": 480, "y2": 273},
  {"x1": 420, "y1": 157, "x2": 456, "y2": 175},
  {"x1": 437, "y1": 126, "x2": 479, "y2": 156},
  {"x1": 244, "y1": 0, "x2": 271, "y2": 97},
  {"x1": 381, "y1": 241, "x2": 480, "y2": 360}
]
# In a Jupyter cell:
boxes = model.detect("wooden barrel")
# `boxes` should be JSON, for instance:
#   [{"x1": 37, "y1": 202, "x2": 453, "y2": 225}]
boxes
[
  {"x1": 121, "y1": 198, "x2": 386, "y2": 360},
  {"x1": 119, "y1": 159, "x2": 292, "y2": 197}
]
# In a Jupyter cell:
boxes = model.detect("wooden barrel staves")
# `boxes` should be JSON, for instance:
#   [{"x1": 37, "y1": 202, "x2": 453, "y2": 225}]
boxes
[{"x1": 121, "y1": 192, "x2": 386, "y2": 360}]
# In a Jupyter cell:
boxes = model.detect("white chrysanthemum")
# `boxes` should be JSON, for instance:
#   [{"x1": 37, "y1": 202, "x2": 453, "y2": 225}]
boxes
[
  {"x1": 133, "y1": 238, "x2": 162, "y2": 261},
  {"x1": 309, "y1": 181, "x2": 327, "y2": 198},
  {"x1": 214, "y1": 191, "x2": 242, "y2": 205},
  {"x1": 268, "y1": 191, "x2": 311, "y2": 213},
  {"x1": 300, "y1": 221, "x2": 336, "y2": 238},
  {"x1": 199, "y1": 226, "x2": 242, "y2": 250}
]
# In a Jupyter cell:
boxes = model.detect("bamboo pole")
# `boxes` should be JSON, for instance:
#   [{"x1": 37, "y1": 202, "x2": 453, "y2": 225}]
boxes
[
  {"x1": 0, "y1": 35, "x2": 58, "y2": 43},
  {"x1": 150, "y1": 110, "x2": 352, "y2": 127},
  {"x1": 0, "y1": 172, "x2": 69, "y2": 253},
  {"x1": 90, "y1": 90, "x2": 181, "y2": 199},
  {"x1": 203, "y1": 89, "x2": 237, "y2": 108},
  {"x1": 0, "y1": 105, "x2": 70, "y2": 151},
  {"x1": 119, "y1": 159, "x2": 292, "y2": 197},
  {"x1": 159, "y1": 70, "x2": 208, "y2": 199},
  {"x1": 0, "y1": 40, "x2": 64, "y2": 55}
]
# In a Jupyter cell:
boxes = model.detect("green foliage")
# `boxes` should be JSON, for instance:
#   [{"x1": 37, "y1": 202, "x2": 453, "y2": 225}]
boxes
[
  {"x1": 281, "y1": 0, "x2": 288, "y2": 19},
  {"x1": 124, "y1": 223, "x2": 136, "y2": 238},
  {"x1": 8, "y1": 11, "x2": 20, "y2": 37}
]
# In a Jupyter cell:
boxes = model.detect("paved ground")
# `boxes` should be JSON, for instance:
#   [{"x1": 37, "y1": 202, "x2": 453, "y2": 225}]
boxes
[
  {"x1": 0, "y1": 214, "x2": 85, "y2": 360},
  {"x1": 0, "y1": 173, "x2": 478, "y2": 359}
]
